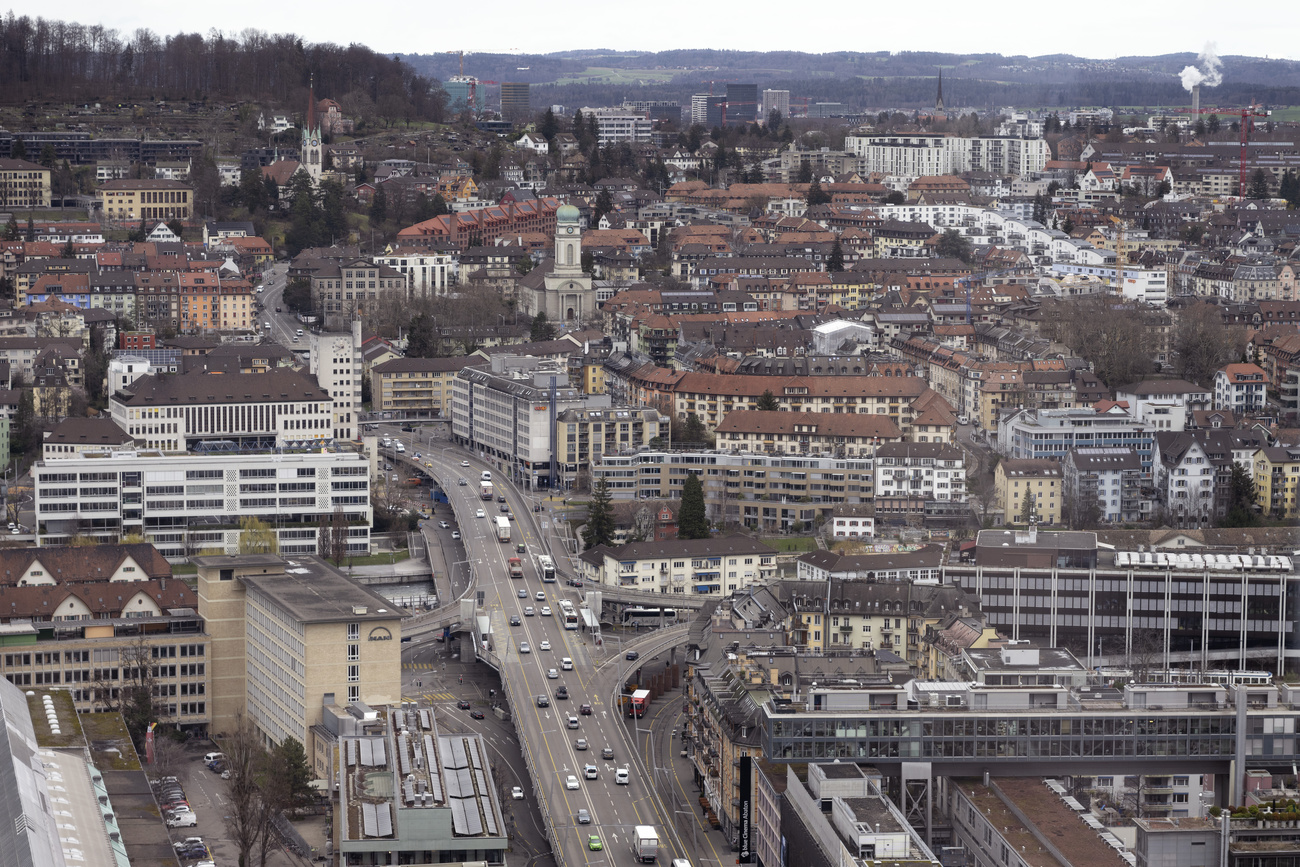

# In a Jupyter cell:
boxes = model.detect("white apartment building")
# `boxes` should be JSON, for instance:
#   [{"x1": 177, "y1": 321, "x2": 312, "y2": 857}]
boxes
[
  {"x1": 844, "y1": 134, "x2": 1049, "y2": 181},
  {"x1": 33, "y1": 448, "x2": 372, "y2": 557},
  {"x1": 690, "y1": 94, "x2": 710, "y2": 126},
  {"x1": 873, "y1": 442, "x2": 966, "y2": 502},
  {"x1": 109, "y1": 369, "x2": 334, "y2": 451},
  {"x1": 372, "y1": 250, "x2": 454, "y2": 298},
  {"x1": 311, "y1": 321, "x2": 362, "y2": 442},
  {"x1": 1114, "y1": 379, "x2": 1212, "y2": 431},
  {"x1": 762, "y1": 89, "x2": 790, "y2": 118},
  {"x1": 1000, "y1": 408, "x2": 1156, "y2": 470},
  {"x1": 577, "y1": 535, "x2": 778, "y2": 597},
  {"x1": 1051, "y1": 262, "x2": 1168, "y2": 304},
  {"x1": 582, "y1": 108, "x2": 652, "y2": 146}
]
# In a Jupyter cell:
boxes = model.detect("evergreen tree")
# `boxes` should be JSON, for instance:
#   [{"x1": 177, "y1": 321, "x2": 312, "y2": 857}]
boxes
[
  {"x1": 38, "y1": 144, "x2": 56, "y2": 168},
  {"x1": 581, "y1": 478, "x2": 615, "y2": 550},
  {"x1": 756, "y1": 390, "x2": 780, "y2": 411},
  {"x1": 530, "y1": 311, "x2": 555, "y2": 342},
  {"x1": 678, "y1": 473, "x2": 709, "y2": 539},
  {"x1": 10, "y1": 138, "x2": 25, "y2": 160},
  {"x1": 3, "y1": 215, "x2": 17, "y2": 240},
  {"x1": 539, "y1": 107, "x2": 559, "y2": 142},
  {"x1": 274, "y1": 736, "x2": 314, "y2": 808},
  {"x1": 806, "y1": 176, "x2": 831, "y2": 206},
  {"x1": 827, "y1": 238, "x2": 845, "y2": 272},
  {"x1": 25, "y1": 215, "x2": 35, "y2": 242},
  {"x1": 1247, "y1": 168, "x2": 1271, "y2": 200},
  {"x1": 429, "y1": 193, "x2": 450, "y2": 217},
  {"x1": 370, "y1": 184, "x2": 388, "y2": 223},
  {"x1": 1279, "y1": 170, "x2": 1300, "y2": 208}
]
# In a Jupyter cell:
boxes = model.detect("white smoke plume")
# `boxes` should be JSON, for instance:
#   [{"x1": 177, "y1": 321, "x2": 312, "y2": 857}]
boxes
[{"x1": 1181, "y1": 42, "x2": 1224, "y2": 92}]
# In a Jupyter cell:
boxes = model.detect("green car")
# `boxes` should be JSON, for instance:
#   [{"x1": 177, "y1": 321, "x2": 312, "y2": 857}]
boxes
[{"x1": 588, "y1": 835, "x2": 603, "y2": 851}]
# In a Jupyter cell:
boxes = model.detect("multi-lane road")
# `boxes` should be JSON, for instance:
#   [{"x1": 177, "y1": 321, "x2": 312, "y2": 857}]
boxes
[{"x1": 376, "y1": 427, "x2": 700, "y2": 867}]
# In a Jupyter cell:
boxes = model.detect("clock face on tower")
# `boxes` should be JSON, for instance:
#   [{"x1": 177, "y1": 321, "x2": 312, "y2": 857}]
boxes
[
  {"x1": 565, "y1": 227, "x2": 575, "y2": 234},
  {"x1": 311, "y1": 139, "x2": 319, "y2": 147}
]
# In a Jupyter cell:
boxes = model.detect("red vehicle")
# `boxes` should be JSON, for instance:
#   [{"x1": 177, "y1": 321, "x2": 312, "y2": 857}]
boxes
[
  {"x1": 624, "y1": 689, "x2": 650, "y2": 718},
  {"x1": 508, "y1": 557, "x2": 523, "y2": 579}
]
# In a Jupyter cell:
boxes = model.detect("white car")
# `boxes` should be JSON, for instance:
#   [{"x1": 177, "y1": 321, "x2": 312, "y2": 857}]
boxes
[
  {"x1": 565, "y1": 774, "x2": 579, "y2": 790},
  {"x1": 540, "y1": 606, "x2": 551, "y2": 616},
  {"x1": 511, "y1": 786, "x2": 524, "y2": 800},
  {"x1": 524, "y1": 606, "x2": 535, "y2": 616},
  {"x1": 535, "y1": 590, "x2": 546, "y2": 601},
  {"x1": 476, "y1": 509, "x2": 486, "y2": 518},
  {"x1": 539, "y1": 639, "x2": 551, "y2": 650},
  {"x1": 461, "y1": 460, "x2": 470, "y2": 467},
  {"x1": 547, "y1": 668, "x2": 558, "y2": 679},
  {"x1": 451, "y1": 531, "x2": 461, "y2": 540},
  {"x1": 519, "y1": 641, "x2": 530, "y2": 653}
]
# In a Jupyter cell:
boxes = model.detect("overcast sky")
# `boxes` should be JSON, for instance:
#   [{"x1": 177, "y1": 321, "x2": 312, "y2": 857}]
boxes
[{"x1": 19, "y1": 0, "x2": 1300, "y2": 62}]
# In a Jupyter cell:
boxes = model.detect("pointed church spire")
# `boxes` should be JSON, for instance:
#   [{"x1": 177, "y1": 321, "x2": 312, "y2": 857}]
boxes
[
  {"x1": 935, "y1": 68, "x2": 945, "y2": 112},
  {"x1": 307, "y1": 72, "x2": 317, "y2": 135}
]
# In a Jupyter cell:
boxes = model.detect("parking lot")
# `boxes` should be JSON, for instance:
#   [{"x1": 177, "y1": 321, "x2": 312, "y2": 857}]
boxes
[{"x1": 158, "y1": 741, "x2": 329, "y2": 867}]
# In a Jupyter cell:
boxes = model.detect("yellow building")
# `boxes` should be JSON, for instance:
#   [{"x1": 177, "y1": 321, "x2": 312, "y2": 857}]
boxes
[
  {"x1": 0, "y1": 158, "x2": 52, "y2": 209},
  {"x1": 97, "y1": 178, "x2": 194, "y2": 222},
  {"x1": 1254, "y1": 446, "x2": 1300, "y2": 519},
  {"x1": 197, "y1": 554, "x2": 402, "y2": 753},
  {"x1": 371, "y1": 356, "x2": 482, "y2": 419},
  {"x1": 994, "y1": 458, "x2": 1063, "y2": 525}
]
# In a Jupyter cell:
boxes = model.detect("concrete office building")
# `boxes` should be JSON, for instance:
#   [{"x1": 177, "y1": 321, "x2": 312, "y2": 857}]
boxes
[
  {"x1": 762, "y1": 89, "x2": 791, "y2": 118},
  {"x1": 196, "y1": 554, "x2": 402, "y2": 753},
  {"x1": 998, "y1": 407, "x2": 1156, "y2": 469},
  {"x1": 452, "y1": 356, "x2": 654, "y2": 489},
  {"x1": 844, "y1": 133, "x2": 1049, "y2": 181},
  {"x1": 109, "y1": 369, "x2": 335, "y2": 452},
  {"x1": 32, "y1": 448, "x2": 372, "y2": 557},
  {"x1": 499, "y1": 82, "x2": 530, "y2": 121},
  {"x1": 583, "y1": 108, "x2": 652, "y2": 145}
]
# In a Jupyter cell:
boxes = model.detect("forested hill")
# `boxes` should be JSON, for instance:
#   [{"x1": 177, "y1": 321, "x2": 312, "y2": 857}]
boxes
[
  {"x1": 398, "y1": 48, "x2": 1300, "y2": 111},
  {"x1": 0, "y1": 12, "x2": 448, "y2": 121}
]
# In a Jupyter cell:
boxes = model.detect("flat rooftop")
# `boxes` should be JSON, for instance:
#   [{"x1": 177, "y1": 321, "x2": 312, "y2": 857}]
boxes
[
  {"x1": 956, "y1": 780, "x2": 1068, "y2": 867},
  {"x1": 841, "y1": 796, "x2": 907, "y2": 834},
  {"x1": 238, "y1": 556, "x2": 404, "y2": 624},
  {"x1": 995, "y1": 777, "x2": 1129, "y2": 867}
]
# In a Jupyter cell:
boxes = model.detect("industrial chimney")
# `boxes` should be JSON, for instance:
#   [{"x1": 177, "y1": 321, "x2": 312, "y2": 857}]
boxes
[{"x1": 1193, "y1": 84, "x2": 1201, "y2": 116}]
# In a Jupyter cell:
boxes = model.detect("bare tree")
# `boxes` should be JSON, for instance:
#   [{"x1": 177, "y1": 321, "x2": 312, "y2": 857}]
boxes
[
  {"x1": 225, "y1": 712, "x2": 275, "y2": 867},
  {"x1": 630, "y1": 504, "x2": 656, "y2": 542},
  {"x1": 328, "y1": 507, "x2": 348, "y2": 564}
]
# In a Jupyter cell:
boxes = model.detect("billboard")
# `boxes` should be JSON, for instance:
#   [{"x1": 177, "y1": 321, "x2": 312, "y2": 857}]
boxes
[{"x1": 739, "y1": 754, "x2": 753, "y2": 863}]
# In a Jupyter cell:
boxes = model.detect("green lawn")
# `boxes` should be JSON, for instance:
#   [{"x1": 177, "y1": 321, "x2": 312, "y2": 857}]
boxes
[
  {"x1": 553, "y1": 67, "x2": 681, "y2": 86},
  {"x1": 762, "y1": 536, "x2": 818, "y2": 553},
  {"x1": 345, "y1": 549, "x2": 411, "y2": 567}
]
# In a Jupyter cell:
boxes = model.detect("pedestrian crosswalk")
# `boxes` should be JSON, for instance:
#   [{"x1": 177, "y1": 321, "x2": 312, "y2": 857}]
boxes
[
  {"x1": 404, "y1": 662, "x2": 439, "y2": 670},
  {"x1": 402, "y1": 692, "x2": 455, "y2": 703}
]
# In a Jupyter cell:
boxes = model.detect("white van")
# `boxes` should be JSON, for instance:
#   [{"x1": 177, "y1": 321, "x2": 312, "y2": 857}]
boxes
[
  {"x1": 615, "y1": 768, "x2": 629, "y2": 785},
  {"x1": 561, "y1": 657, "x2": 573, "y2": 670},
  {"x1": 203, "y1": 752, "x2": 224, "y2": 764},
  {"x1": 481, "y1": 471, "x2": 492, "y2": 482}
]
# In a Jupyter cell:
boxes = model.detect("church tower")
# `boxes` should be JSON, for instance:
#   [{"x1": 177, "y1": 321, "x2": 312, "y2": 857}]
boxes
[
  {"x1": 538, "y1": 203, "x2": 595, "y2": 323},
  {"x1": 935, "y1": 69, "x2": 945, "y2": 113},
  {"x1": 302, "y1": 75, "x2": 323, "y2": 184}
]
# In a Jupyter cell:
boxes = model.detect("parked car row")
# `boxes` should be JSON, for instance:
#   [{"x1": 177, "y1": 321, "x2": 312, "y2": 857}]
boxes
[{"x1": 152, "y1": 775, "x2": 197, "y2": 828}]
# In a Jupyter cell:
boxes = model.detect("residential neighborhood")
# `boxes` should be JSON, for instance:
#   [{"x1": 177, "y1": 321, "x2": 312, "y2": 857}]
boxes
[{"x1": 2, "y1": 20, "x2": 1300, "y2": 867}]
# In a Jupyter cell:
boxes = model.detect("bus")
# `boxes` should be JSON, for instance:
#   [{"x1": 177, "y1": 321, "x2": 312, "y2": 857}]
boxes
[
  {"x1": 558, "y1": 599, "x2": 579, "y2": 630},
  {"x1": 621, "y1": 607, "x2": 677, "y2": 626},
  {"x1": 537, "y1": 554, "x2": 556, "y2": 583},
  {"x1": 625, "y1": 689, "x2": 650, "y2": 718}
]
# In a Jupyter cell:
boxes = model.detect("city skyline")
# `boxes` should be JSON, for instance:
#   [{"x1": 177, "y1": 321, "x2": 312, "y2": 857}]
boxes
[{"x1": 21, "y1": 0, "x2": 1300, "y2": 65}]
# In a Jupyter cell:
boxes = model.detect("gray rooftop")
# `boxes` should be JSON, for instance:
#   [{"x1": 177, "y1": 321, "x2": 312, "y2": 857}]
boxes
[{"x1": 234, "y1": 556, "x2": 403, "y2": 624}]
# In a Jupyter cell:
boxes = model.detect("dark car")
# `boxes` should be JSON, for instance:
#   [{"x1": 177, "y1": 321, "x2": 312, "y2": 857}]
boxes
[
  {"x1": 401, "y1": 425, "x2": 414, "y2": 432},
  {"x1": 509, "y1": 614, "x2": 521, "y2": 626},
  {"x1": 275, "y1": 306, "x2": 282, "y2": 312},
  {"x1": 580, "y1": 703, "x2": 593, "y2": 715},
  {"x1": 534, "y1": 504, "x2": 542, "y2": 512},
  {"x1": 625, "y1": 651, "x2": 639, "y2": 661},
  {"x1": 555, "y1": 685, "x2": 569, "y2": 699},
  {"x1": 497, "y1": 494, "x2": 506, "y2": 503},
  {"x1": 469, "y1": 710, "x2": 485, "y2": 719},
  {"x1": 457, "y1": 700, "x2": 471, "y2": 710}
]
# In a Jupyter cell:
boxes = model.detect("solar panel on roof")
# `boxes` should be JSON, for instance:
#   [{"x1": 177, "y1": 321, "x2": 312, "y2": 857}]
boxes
[
  {"x1": 483, "y1": 799, "x2": 498, "y2": 836},
  {"x1": 361, "y1": 802, "x2": 378, "y2": 837},
  {"x1": 376, "y1": 803, "x2": 393, "y2": 837},
  {"x1": 373, "y1": 739, "x2": 386, "y2": 766}
]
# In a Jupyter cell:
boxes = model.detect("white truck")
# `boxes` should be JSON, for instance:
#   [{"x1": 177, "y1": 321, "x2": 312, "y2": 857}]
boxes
[
  {"x1": 495, "y1": 515, "x2": 511, "y2": 543},
  {"x1": 631, "y1": 825, "x2": 659, "y2": 863}
]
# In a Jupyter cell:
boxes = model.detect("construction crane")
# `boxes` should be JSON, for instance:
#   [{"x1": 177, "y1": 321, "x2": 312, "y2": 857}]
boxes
[
  {"x1": 446, "y1": 50, "x2": 466, "y2": 76},
  {"x1": 707, "y1": 79, "x2": 734, "y2": 97},
  {"x1": 1177, "y1": 104, "x2": 1271, "y2": 196}
]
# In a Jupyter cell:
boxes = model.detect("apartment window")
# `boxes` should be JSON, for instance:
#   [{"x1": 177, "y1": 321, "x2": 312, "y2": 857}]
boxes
[
  {"x1": 348, "y1": 685, "x2": 360, "y2": 703},
  {"x1": 347, "y1": 664, "x2": 360, "y2": 683},
  {"x1": 347, "y1": 623, "x2": 360, "y2": 641},
  {"x1": 347, "y1": 643, "x2": 360, "y2": 661}
]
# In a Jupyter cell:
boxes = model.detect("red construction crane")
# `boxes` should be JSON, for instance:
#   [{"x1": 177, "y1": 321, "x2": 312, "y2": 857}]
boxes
[{"x1": 1178, "y1": 104, "x2": 1271, "y2": 196}]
